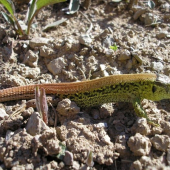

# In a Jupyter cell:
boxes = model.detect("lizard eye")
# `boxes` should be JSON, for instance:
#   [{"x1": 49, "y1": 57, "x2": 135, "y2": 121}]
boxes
[{"x1": 152, "y1": 86, "x2": 157, "y2": 93}]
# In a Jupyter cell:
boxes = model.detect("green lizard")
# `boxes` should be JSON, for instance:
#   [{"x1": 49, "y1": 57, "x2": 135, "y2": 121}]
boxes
[{"x1": 0, "y1": 73, "x2": 170, "y2": 125}]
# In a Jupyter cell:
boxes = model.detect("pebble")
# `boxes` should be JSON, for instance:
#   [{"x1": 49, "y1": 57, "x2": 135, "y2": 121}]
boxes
[
  {"x1": 47, "y1": 57, "x2": 68, "y2": 75},
  {"x1": 0, "y1": 108, "x2": 9, "y2": 120},
  {"x1": 144, "y1": 13, "x2": 156, "y2": 25},
  {"x1": 56, "y1": 99, "x2": 80, "y2": 116},
  {"x1": 128, "y1": 133, "x2": 151, "y2": 156},
  {"x1": 29, "y1": 37, "x2": 51, "y2": 49},
  {"x1": 26, "y1": 112, "x2": 50, "y2": 136},
  {"x1": 118, "y1": 50, "x2": 131, "y2": 60},
  {"x1": 126, "y1": 59, "x2": 133, "y2": 69},
  {"x1": 151, "y1": 134, "x2": 170, "y2": 152},
  {"x1": 23, "y1": 50, "x2": 39, "y2": 67},
  {"x1": 156, "y1": 31, "x2": 168, "y2": 39},
  {"x1": 79, "y1": 35, "x2": 92, "y2": 46},
  {"x1": 133, "y1": 8, "x2": 147, "y2": 20},
  {"x1": 64, "y1": 151, "x2": 74, "y2": 165},
  {"x1": 151, "y1": 61, "x2": 164, "y2": 71}
]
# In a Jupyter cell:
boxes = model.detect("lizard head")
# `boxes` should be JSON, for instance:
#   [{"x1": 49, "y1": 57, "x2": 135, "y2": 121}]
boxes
[{"x1": 152, "y1": 74, "x2": 170, "y2": 101}]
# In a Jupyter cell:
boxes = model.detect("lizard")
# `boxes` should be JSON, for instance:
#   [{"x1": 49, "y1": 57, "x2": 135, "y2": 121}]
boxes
[{"x1": 0, "y1": 73, "x2": 170, "y2": 126}]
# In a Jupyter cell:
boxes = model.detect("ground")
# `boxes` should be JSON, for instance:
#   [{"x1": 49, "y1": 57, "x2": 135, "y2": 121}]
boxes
[{"x1": 0, "y1": 0, "x2": 170, "y2": 169}]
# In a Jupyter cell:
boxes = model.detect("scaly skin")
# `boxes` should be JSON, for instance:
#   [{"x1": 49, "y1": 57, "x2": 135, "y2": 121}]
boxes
[{"x1": 0, "y1": 73, "x2": 170, "y2": 125}]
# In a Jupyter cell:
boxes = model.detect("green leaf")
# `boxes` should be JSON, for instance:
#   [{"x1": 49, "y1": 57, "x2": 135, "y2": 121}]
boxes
[
  {"x1": 1, "y1": 11, "x2": 14, "y2": 26},
  {"x1": 56, "y1": 142, "x2": 66, "y2": 160},
  {"x1": 148, "y1": 0, "x2": 155, "y2": 9},
  {"x1": 66, "y1": 0, "x2": 80, "y2": 14},
  {"x1": 36, "y1": 0, "x2": 67, "y2": 11},
  {"x1": 26, "y1": 0, "x2": 66, "y2": 35},
  {"x1": 86, "y1": 151, "x2": 94, "y2": 167},
  {"x1": 110, "y1": 45, "x2": 118, "y2": 51},
  {"x1": 42, "y1": 18, "x2": 67, "y2": 31},
  {"x1": 112, "y1": 0, "x2": 122, "y2": 2},
  {"x1": 0, "y1": 0, "x2": 15, "y2": 17},
  {"x1": 25, "y1": 0, "x2": 37, "y2": 24}
]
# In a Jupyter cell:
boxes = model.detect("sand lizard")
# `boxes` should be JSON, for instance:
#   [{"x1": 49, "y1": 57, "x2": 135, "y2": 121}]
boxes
[{"x1": 0, "y1": 73, "x2": 170, "y2": 125}]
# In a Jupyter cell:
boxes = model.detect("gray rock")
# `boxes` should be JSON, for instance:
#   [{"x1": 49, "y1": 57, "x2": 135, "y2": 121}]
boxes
[
  {"x1": 151, "y1": 61, "x2": 164, "y2": 71},
  {"x1": 0, "y1": 108, "x2": 8, "y2": 120},
  {"x1": 79, "y1": 34, "x2": 92, "y2": 45},
  {"x1": 47, "y1": 57, "x2": 68, "y2": 75},
  {"x1": 26, "y1": 112, "x2": 50, "y2": 136},
  {"x1": 56, "y1": 99, "x2": 80, "y2": 116},
  {"x1": 133, "y1": 8, "x2": 147, "y2": 20},
  {"x1": 63, "y1": 151, "x2": 73, "y2": 165},
  {"x1": 144, "y1": 13, "x2": 156, "y2": 25},
  {"x1": 118, "y1": 50, "x2": 131, "y2": 60},
  {"x1": 23, "y1": 50, "x2": 39, "y2": 67},
  {"x1": 156, "y1": 31, "x2": 168, "y2": 39},
  {"x1": 102, "y1": 36, "x2": 115, "y2": 48},
  {"x1": 29, "y1": 37, "x2": 51, "y2": 49},
  {"x1": 126, "y1": 59, "x2": 133, "y2": 69},
  {"x1": 72, "y1": 161, "x2": 80, "y2": 170}
]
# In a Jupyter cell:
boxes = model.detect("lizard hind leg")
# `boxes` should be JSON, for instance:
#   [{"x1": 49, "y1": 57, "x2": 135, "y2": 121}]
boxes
[{"x1": 132, "y1": 99, "x2": 159, "y2": 126}]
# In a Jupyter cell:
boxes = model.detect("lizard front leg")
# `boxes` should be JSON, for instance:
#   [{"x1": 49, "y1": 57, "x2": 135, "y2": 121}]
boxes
[{"x1": 132, "y1": 99, "x2": 159, "y2": 126}]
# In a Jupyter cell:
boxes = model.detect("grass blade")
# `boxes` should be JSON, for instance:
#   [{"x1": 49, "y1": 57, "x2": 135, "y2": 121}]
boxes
[
  {"x1": 25, "y1": 0, "x2": 37, "y2": 24},
  {"x1": 26, "y1": 0, "x2": 66, "y2": 34},
  {"x1": 35, "y1": 86, "x2": 42, "y2": 117},
  {"x1": 1, "y1": 11, "x2": 14, "y2": 25},
  {"x1": 66, "y1": 0, "x2": 80, "y2": 14},
  {"x1": 40, "y1": 88, "x2": 48, "y2": 124},
  {"x1": 42, "y1": 18, "x2": 67, "y2": 31},
  {"x1": 36, "y1": 0, "x2": 66, "y2": 10},
  {"x1": 0, "y1": 0, "x2": 15, "y2": 16}
]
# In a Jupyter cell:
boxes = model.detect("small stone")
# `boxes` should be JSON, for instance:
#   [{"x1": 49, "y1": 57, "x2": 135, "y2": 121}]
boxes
[
  {"x1": 156, "y1": 74, "x2": 170, "y2": 85},
  {"x1": 29, "y1": 37, "x2": 51, "y2": 49},
  {"x1": 72, "y1": 161, "x2": 80, "y2": 170},
  {"x1": 79, "y1": 34, "x2": 92, "y2": 45},
  {"x1": 100, "y1": 64, "x2": 106, "y2": 71},
  {"x1": 133, "y1": 8, "x2": 147, "y2": 20},
  {"x1": 131, "y1": 118, "x2": 151, "y2": 136},
  {"x1": 26, "y1": 112, "x2": 50, "y2": 136},
  {"x1": 47, "y1": 57, "x2": 68, "y2": 75},
  {"x1": 151, "y1": 134, "x2": 170, "y2": 152},
  {"x1": 151, "y1": 61, "x2": 164, "y2": 72},
  {"x1": 101, "y1": 135, "x2": 111, "y2": 144},
  {"x1": 144, "y1": 13, "x2": 156, "y2": 25},
  {"x1": 25, "y1": 163, "x2": 34, "y2": 170},
  {"x1": 118, "y1": 50, "x2": 131, "y2": 60},
  {"x1": 128, "y1": 133, "x2": 151, "y2": 156},
  {"x1": 39, "y1": 46, "x2": 55, "y2": 58},
  {"x1": 0, "y1": 108, "x2": 9, "y2": 120},
  {"x1": 23, "y1": 50, "x2": 38, "y2": 67},
  {"x1": 94, "y1": 122, "x2": 108, "y2": 129},
  {"x1": 99, "y1": 103, "x2": 114, "y2": 119},
  {"x1": 102, "y1": 36, "x2": 115, "y2": 48},
  {"x1": 63, "y1": 151, "x2": 73, "y2": 166},
  {"x1": 56, "y1": 99, "x2": 80, "y2": 116},
  {"x1": 126, "y1": 59, "x2": 133, "y2": 69},
  {"x1": 156, "y1": 31, "x2": 168, "y2": 39}
]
